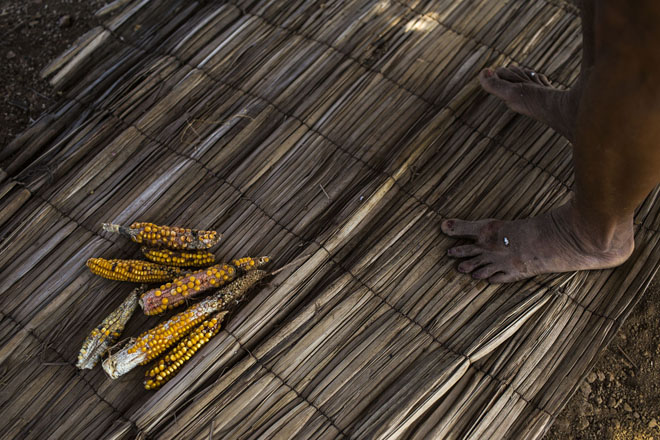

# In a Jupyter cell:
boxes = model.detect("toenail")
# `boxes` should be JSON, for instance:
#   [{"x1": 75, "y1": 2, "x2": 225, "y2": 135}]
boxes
[
  {"x1": 484, "y1": 69, "x2": 493, "y2": 77},
  {"x1": 444, "y1": 220, "x2": 454, "y2": 229}
]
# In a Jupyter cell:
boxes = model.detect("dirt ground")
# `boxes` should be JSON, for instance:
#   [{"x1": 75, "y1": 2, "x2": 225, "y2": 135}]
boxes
[
  {"x1": 545, "y1": 279, "x2": 660, "y2": 440},
  {"x1": 0, "y1": 0, "x2": 105, "y2": 147},
  {"x1": 1, "y1": 1, "x2": 659, "y2": 439}
]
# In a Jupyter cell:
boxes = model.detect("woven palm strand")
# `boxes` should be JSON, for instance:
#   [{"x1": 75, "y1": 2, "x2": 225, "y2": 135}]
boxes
[{"x1": 0, "y1": 0, "x2": 658, "y2": 439}]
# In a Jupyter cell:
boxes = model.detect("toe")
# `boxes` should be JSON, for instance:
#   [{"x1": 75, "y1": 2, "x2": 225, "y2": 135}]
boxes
[
  {"x1": 457, "y1": 256, "x2": 488, "y2": 273},
  {"x1": 441, "y1": 219, "x2": 482, "y2": 239},
  {"x1": 538, "y1": 73, "x2": 551, "y2": 87},
  {"x1": 479, "y1": 70, "x2": 526, "y2": 104},
  {"x1": 505, "y1": 66, "x2": 529, "y2": 81},
  {"x1": 522, "y1": 68, "x2": 549, "y2": 87},
  {"x1": 447, "y1": 244, "x2": 482, "y2": 258},
  {"x1": 472, "y1": 265, "x2": 499, "y2": 280},
  {"x1": 479, "y1": 70, "x2": 513, "y2": 98},
  {"x1": 495, "y1": 66, "x2": 526, "y2": 82},
  {"x1": 487, "y1": 272, "x2": 522, "y2": 284}
]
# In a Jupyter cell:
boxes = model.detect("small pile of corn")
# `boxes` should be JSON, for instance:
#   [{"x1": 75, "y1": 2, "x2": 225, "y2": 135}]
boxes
[
  {"x1": 77, "y1": 221, "x2": 269, "y2": 391},
  {"x1": 145, "y1": 312, "x2": 226, "y2": 390}
]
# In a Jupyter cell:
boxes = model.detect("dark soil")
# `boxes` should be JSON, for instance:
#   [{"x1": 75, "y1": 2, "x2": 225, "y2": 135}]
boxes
[
  {"x1": 1, "y1": 2, "x2": 659, "y2": 439},
  {"x1": 545, "y1": 280, "x2": 660, "y2": 440},
  {"x1": 0, "y1": 0, "x2": 105, "y2": 147}
]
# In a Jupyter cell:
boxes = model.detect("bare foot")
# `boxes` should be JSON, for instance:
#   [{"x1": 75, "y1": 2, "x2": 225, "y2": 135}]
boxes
[
  {"x1": 441, "y1": 204, "x2": 634, "y2": 283},
  {"x1": 479, "y1": 66, "x2": 579, "y2": 142}
]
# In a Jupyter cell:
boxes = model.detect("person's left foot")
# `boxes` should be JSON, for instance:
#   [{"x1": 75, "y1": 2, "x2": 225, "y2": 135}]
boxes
[
  {"x1": 479, "y1": 66, "x2": 579, "y2": 142},
  {"x1": 441, "y1": 203, "x2": 634, "y2": 283}
]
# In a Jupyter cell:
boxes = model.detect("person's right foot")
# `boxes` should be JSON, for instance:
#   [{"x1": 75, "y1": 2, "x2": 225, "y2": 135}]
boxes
[
  {"x1": 442, "y1": 202, "x2": 635, "y2": 283},
  {"x1": 479, "y1": 66, "x2": 579, "y2": 142}
]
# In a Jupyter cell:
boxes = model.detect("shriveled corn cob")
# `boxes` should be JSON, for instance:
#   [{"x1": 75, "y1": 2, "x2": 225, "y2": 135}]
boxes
[
  {"x1": 103, "y1": 271, "x2": 266, "y2": 378},
  {"x1": 210, "y1": 268, "x2": 267, "y2": 310},
  {"x1": 140, "y1": 256, "x2": 270, "y2": 315},
  {"x1": 139, "y1": 264, "x2": 235, "y2": 316},
  {"x1": 103, "y1": 301, "x2": 219, "y2": 379},
  {"x1": 87, "y1": 258, "x2": 183, "y2": 283},
  {"x1": 141, "y1": 247, "x2": 215, "y2": 267},
  {"x1": 144, "y1": 311, "x2": 227, "y2": 390},
  {"x1": 102, "y1": 222, "x2": 220, "y2": 250},
  {"x1": 77, "y1": 286, "x2": 142, "y2": 369},
  {"x1": 232, "y1": 256, "x2": 268, "y2": 271}
]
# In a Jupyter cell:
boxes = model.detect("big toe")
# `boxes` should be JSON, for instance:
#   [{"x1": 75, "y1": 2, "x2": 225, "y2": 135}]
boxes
[
  {"x1": 478, "y1": 69, "x2": 520, "y2": 102},
  {"x1": 441, "y1": 219, "x2": 483, "y2": 239}
]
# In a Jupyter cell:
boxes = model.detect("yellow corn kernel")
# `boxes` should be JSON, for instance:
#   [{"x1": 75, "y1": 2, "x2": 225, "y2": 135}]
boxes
[
  {"x1": 140, "y1": 257, "x2": 271, "y2": 315},
  {"x1": 102, "y1": 222, "x2": 221, "y2": 250},
  {"x1": 103, "y1": 272, "x2": 265, "y2": 379},
  {"x1": 77, "y1": 287, "x2": 142, "y2": 369},
  {"x1": 87, "y1": 258, "x2": 182, "y2": 283},
  {"x1": 144, "y1": 311, "x2": 226, "y2": 390},
  {"x1": 141, "y1": 247, "x2": 216, "y2": 267}
]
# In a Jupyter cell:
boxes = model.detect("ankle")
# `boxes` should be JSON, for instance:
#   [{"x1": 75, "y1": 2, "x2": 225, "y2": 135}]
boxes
[{"x1": 560, "y1": 202, "x2": 633, "y2": 254}]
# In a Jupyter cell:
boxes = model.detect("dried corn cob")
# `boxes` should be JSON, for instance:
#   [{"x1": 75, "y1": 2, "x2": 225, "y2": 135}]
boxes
[
  {"x1": 140, "y1": 256, "x2": 270, "y2": 315},
  {"x1": 141, "y1": 247, "x2": 216, "y2": 267},
  {"x1": 77, "y1": 286, "x2": 142, "y2": 369},
  {"x1": 144, "y1": 311, "x2": 227, "y2": 390},
  {"x1": 102, "y1": 222, "x2": 220, "y2": 250},
  {"x1": 103, "y1": 270, "x2": 266, "y2": 378},
  {"x1": 210, "y1": 268, "x2": 267, "y2": 310},
  {"x1": 233, "y1": 256, "x2": 268, "y2": 270},
  {"x1": 87, "y1": 258, "x2": 183, "y2": 283}
]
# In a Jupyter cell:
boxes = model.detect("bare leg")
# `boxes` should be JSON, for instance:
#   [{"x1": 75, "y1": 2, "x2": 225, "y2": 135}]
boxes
[
  {"x1": 443, "y1": 0, "x2": 660, "y2": 283},
  {"x1": 477, "y1": 0, "x2": 595, "y2": 142}
]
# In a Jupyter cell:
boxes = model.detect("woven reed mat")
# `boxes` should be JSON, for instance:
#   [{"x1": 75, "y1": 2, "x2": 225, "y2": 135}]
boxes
[{"x1": 1, "y1": 0, "x2": 658, "y2": 438}]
